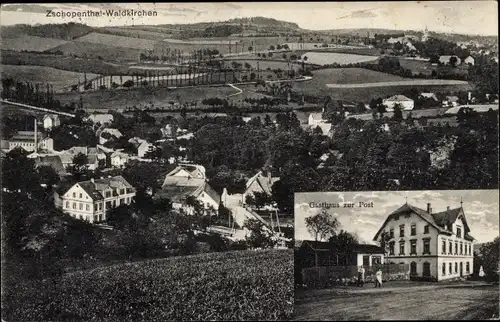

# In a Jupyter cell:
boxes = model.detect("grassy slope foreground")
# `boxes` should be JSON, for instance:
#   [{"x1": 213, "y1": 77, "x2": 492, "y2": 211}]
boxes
[{"x1": 2, "y1": 249, "x2": 293, "y2": 321}]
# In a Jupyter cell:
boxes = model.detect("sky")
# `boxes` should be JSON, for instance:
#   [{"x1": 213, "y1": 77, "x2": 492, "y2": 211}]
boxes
[
  {"x1": 295, "y1": 190, "x2": 500, "y2": 245},
  {"x1": 0, "y1": 2, "x2": 498, "y2": 36}
]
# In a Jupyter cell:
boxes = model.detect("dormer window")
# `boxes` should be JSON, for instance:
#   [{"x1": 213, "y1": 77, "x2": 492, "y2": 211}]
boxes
[{"x1": 456, "y1": 226, "x2": 462, "y2": 238}]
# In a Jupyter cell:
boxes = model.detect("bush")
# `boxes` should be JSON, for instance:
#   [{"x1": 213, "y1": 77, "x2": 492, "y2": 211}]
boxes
[{"x1": 122, "y1": 80, "x2": 134, "y2": 88}]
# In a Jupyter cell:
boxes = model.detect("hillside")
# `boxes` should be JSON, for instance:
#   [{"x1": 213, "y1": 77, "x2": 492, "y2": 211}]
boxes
[
  {"x1": 1, "y1": 22, "x2": 93, "y2": 40},
  {"x1": 3, "y1": 249, "x2": 294, "y2": 321}
]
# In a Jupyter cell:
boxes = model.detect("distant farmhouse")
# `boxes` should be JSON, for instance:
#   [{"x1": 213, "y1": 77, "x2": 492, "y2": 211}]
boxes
[
  {"x1": 383, "y1": 95, "x2": 414, "y2": 111},
  {"x1": 439, "y1": 55, "x2": 461, "y2": 66},
  {"x1": 43, "y1": 114, "x2": 60, "y2": 130},
  {"x1": 373, "y1": 202, "x2": 474, "y2": 281}
]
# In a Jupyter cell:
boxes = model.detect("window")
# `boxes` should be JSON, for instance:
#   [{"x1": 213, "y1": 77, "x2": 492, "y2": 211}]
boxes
[
  {"x1": 460, "y1": 243, "x2": 463, "y2": 255},
  {"x1": 455, "y1": 262, "x2": 458, "y2": 273},
  {"x1": 120, "y1": 188, "x2": 125, "y2": 195},
  {"x1": 73, "y1": 192, "x2": 76, "y2": 198},
  {"x1": 442, "y1": 263, "x2": 446, "y2": 275},
  {"x1": 105, "y1": 191, "x2": 111, "y2": 198},
  {"x1": 449, "y1": 241, "x2": 453, "y2": 254},
  {"x1": 79, "y1": 193, "x2": 82, "y2": 199},
  {"x1": 99, "y1": 203, "x2": 103, "y2": 211},
  {"x1": 424, "y1": 225, "x2": 429, "y2": 234},
  {"x1": 423, "y1": 239, "x2": 430, "y2": 254},
  {"x1": 372, "y1": 256, "x2": 382, "y2": 265},
  {"x1": 73, "y1": 202, "x2": 76, "y2": 209},
  {"x1": 65, "y1": 201, "x2": 69, "y2": 209},
  {"x1": 79, "y1": 215, "x2": 83, "y2": 220},
  {"x1": 468, "y1": 244, "x2": 471, "y2": 255},
  {"x1": 94, "y1": 215, "x2": 98, "y2": 222},
  {"x1": 126, "y1": 197, "x2": 130, "y2": 204},
  {"x1": 389, "y1": 242, "x2": 395, "y2": 255},
  {"x1": 389, "y1": 228, "x2": 394, "y2": 238},
  {"x1": 411, "y1": 224, "x2": 416, "y2": 236},
  {"x1": 466, "y1": 262, "x2": 470, "y2": 273},
  {"x1": 410, "y1": 240, "x2": 417, "y2": 255},
  {"x1": 105, "y1": 201, "x2": 112, "y2": 209},
  {"x1": 120, "y1": 198, "x2": 124, "y2": 205},
  {"x1": 113, "y1": 200, "x2": 116, "y2": 207},
  {"x1": 449, "y1": 262, "x2": 452, "y2": 274},
  {"x1": 79, "y1": 203, "x2": 83, "y2": 210},
  {"x1": 86, "y1": 204, "x2": 90, "y2": 211},
  {"x1": 423, "y1": 262, "x2": 431, "y2": 277},
  {"x1": 455, "y1": 242, "x2": 458, "y2": 255},
  {"x1": 442, "y1": 240, "x2": 446, "y2": 254},
  {"x1": 400, "y1": 225, "x2": 405, "y2": 237},
  {"x1": 457, "y1": 226, "x2": 462, "y2": 238},
  {"x1": 363, "y1": 256, "x2": 370, "y2": 266},
  {"x1": 410, "y1": 262, "x2": 417, "y2": 275},
  {"x1": 399, "y1": 242, "x2": 405, "y2": 255}
]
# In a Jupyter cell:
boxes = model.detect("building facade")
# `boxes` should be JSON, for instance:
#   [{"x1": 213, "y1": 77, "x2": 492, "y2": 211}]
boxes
[
  {"x1": 374, "y1": 202, "x2": 474, "y2": 281},
  {"x1": 383, "y1": 95, "x2": 415, "y2": 111},
  {"x1": 57, "y1": 176, "x2": 136, "y2": 223}
]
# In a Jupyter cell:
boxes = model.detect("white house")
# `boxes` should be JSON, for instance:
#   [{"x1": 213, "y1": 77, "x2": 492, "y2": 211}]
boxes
[
  {"x1": 308, "y1": 113, "x2": 323, "y2": 126},
  {"x1": 57, "y1": 176, "x2": 136, "y2": 223},
  {"x1": 463, "y1": 56, "x2": 475, "y2": 66},
  {"x1": 442, "y1": 96, "x2": 460, "y2": 107},
  {"x1": 242, "y1": 170, "x2": 280, "y2": 204},
  {"x1": 43, "y1": 114, "x2": 60, "y2": 130},
  {"x1": 154, "y1": 164, "x2": 220, "y2": 214},
  {"x1": 419, "y1": 93, "x2": 439, "y2": 102},
  {"x1": 98, "y1": 128, "x2": 123, "y2": 145},
  {"x1": 373, "y1": 202, "x2": 474, "y2": 281},
  {"x1": 8, "y1": 131, "x2": 54, "y2": 152},
  {"x1": 59, "y1": 146, "x2": 106, "y2": 170},
  {"x1": 110, "y1": 151, "x2": 129, "y2": 168},
  {"x1": 137, "y1": 141, "x2": 155, "y2": 158},
  {"x1": 383, "y1": 95, "x2": 415, "y2": 111}
]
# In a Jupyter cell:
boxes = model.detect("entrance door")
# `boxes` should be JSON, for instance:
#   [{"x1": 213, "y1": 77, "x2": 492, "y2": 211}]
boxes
[
  {"x1": 423, "y1": 262, "x2": 431, "y2": 277},
  {"x1": 460, "y1": 262, "x2": 463, "y2": 276},
  {"x1": 363, "y1": 255, "x2": 370, "y2": 267}
]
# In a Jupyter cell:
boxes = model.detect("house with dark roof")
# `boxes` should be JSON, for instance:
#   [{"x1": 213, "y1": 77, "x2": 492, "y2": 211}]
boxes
[
  {"x1": 297, "y1": 240, "x2": 385, "y2": 268},
  {"x1": 155, "y1": 164, "x2": 220, "y2": 214},
  {"x1": 32, "y1": 155, "x2": 66, "y2": 176},
  {"x1": 373, "y1": 201, "x2": 474, "y2": 281},
  {"x1": 56, "y1": 176, "x2": 135, "y2": 223}
]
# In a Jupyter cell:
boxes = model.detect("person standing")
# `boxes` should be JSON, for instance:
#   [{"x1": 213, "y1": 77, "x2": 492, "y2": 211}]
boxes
[
  {"x1": 360, "y1": 266, "x2": 365, "y2": 287},
  {"x1": 375, "y1": 268, "x2": 383, "y2": 288}
]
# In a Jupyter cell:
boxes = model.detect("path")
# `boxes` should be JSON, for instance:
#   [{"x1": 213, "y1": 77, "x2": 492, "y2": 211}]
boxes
[
  {"x1": 0, "y1": 99, "x2": 76, "y2": 118},
  {"x1": 294, "y1": 281, "x2": 498, "y2": 321},
  {"x1": 225, "y1": 83, "x2": 243, "y2": 98}
]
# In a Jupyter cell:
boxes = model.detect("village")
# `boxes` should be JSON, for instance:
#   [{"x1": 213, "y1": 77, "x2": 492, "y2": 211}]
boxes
[{"x1": 1, "y1": 2, "x2": 499, "y2": 322}]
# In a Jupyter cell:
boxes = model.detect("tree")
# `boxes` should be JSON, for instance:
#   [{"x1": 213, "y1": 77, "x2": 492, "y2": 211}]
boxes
[
  {"x1": 243, "y1": 218, "x2": 276, "y2": 249},
  {"x1": 393, "y1": 103, "x2": 403, "y2": 121},
  {"x1": 248, "y1": 46, "x2": 253, "y2": 52},
  {"x1": 37, "y1": 165, "x2": 60, "y2": 190},
  {"x1": 305, "y1": 209, "x2": 339, "y2": 241},
  {"x1": 245, "y1": 194, "x2": 256, "y2": 207},
  {"x1": 253, "y1": 191, "x2": 272, "y2": 209},
  {"x1": 328, "y1": 230, "x2": 359, "y2": 266},
  {"x1": 449, "y1": 56, "x2": 458, "y2": 67},
  {"x1": 474, "y1": 237, "x2": 499, "y2": 282}
]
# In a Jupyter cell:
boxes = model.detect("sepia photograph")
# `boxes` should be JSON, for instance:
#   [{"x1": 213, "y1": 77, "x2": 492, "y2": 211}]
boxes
[
  {"x1": 0, "y1": 1, "x2": 498, "y2": 321},
  {"x1": 294, "y1": 190, "x2": 499, "y2": 320}
]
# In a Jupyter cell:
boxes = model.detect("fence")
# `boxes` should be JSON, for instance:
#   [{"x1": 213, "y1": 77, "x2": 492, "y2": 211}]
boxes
[{"x1": 302, "y1": 264, "x2": 410, "y2": 289}]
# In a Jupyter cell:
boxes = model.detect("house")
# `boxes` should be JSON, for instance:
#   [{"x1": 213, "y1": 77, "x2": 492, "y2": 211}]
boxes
[
  {"x1": 442, "y1": 96, "x2": 460, "y2": 107},
  {"x1": 57, "y1": 176, "x2": 136, "y2": 223},
  {"x1": 155, "y1": 164, "x2": 220, "y2": 214},
  {"x1": 98, "y1": 128, "x2": 123, "y2": 145},
  {"x1": 383, "y1": 95, "x2": 414, "y2": 111},
  {"x1": 110, "y1": 151, "x2": 129, "y2": 168},
  {"x1": 308, "y1": 113, "x2": 323, "y2": 126},
  {"x1": 87, "y1": 113, "x2": 114, "y2": 126},
  {"x1": 419, "y1": 93, "x2": 438, "y2": 101},
  {"x1": 8, "y1": 131, "x2": 54, "y2": 152},
  {"x1": 387, "y1": 37, "x2": 405, "y2": 44},
  {"x1": 373, "y1": 202, "x2": 474, "y2": 281},
  {"x1": 242, "y1": 170, "x2": 280, "y2": 203},
  {"x1": 444, "y1": 104, "x2": 499, "y2": 115},
  {"x1": 161, "y1": 124, "x2": 174, "y2": 138},
  {"x1": 463, "y1": 56, "x2": 475, "y2": 65},
  {"x1": 297, "y1": 240, "x2": 385, "y2": 268},
  {"x1": 439, "y1": 55, "x2": 461, "y2": 66},
  {"x1": 43, "y1": 114, "x2": 60, "y2": 130},
  {"x1": 32, "y1": 155, "x2": 66, "y2": 176},
  {"x1": 59, "y1": 146, "x2": 106, "y2": 170},
  {"x1": 138, "y1": 141, "x2": 155, "y2": 158},
  {"x1": 311, "y1": 123, "x2": 332, "y2": 136}
]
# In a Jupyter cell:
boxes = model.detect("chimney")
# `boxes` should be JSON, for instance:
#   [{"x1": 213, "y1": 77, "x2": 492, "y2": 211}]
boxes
[
  {"x1": 34, "y1": 118, "x2": 38, "y2": 153},
  {"x1": 427, "y1": 203, "x2": 432, "y2": 214}
]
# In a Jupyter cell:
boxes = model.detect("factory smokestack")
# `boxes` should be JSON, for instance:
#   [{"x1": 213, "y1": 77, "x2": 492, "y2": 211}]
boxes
[{"x1": 34, "y1": 118, "x2": 38, "y2": 153}]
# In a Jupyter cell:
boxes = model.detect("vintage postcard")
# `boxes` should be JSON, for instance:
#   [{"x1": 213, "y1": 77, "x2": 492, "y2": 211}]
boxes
[{"x1": 0, "y1": 1, "x2": 498, "y2": 321}]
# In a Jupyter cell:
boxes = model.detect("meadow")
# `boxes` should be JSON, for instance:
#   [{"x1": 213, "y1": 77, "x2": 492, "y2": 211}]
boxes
[
  {"x1": 300, "y1": 52, "x2": 379, "y2": 65},
  {"x1": 48, "y1": 41, "x2": 142, "y2": 62},
  {"x1": 1, "y1": 35, "x2": 69, "y2": 52},
  {"x1": 2, "y1": 249, "x2": 293, "y2": 321},
  {"x1": 73, "y1": 32, "x2": 163, "y2": 50},
  {"x1": 1, "y1": 65, "x2": 99, "y2": 92}
]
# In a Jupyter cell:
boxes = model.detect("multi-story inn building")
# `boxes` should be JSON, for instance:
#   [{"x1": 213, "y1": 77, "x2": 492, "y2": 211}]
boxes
[
  {"x1": 374, "y1": 201, "x2": 474, "y2": 281},
  {"x1": 56, "y1": 176, "x2": 136, "y2": 223}
]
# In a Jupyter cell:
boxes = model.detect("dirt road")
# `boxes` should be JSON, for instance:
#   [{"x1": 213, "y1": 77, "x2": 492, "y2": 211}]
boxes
[{"x1": 294, "y1": 282, "x2": 499, "y2": 320}]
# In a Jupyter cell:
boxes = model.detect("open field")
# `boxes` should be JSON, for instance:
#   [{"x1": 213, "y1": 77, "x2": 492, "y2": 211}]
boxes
[
  {"x1": 1, "y1": 65, "x2": 99, "y2": 92},
  {"x1": 300, "y1": 52, "x2": 379, "y2": 65},
  {"x1": 47, "y1": 41, "x2": 142, "y2": 62},
  {"x1": 2, "y1": 249, "x2": 293, "y2": 321},
  {"x1": 74, "y1": 32, "x2": 163, "y2": 50},
  {"x1": 293, "y1": 68, "x2": 473, "y2": 101},
  {"x1": 96, "y1": 27, "x2": 172, "y2": 41},
  {"x1": 55, "y1": 85, "x2": 240, "y2": 110},
  {"x1": 294, "y1": 281, "x2": 499, "y2": 320},
  {"x1": 1, "y1": 35, "x2": 69, "y2": 52},
  {"x1": 293, "y1": 46, "x2": 381, "y2": 57}
]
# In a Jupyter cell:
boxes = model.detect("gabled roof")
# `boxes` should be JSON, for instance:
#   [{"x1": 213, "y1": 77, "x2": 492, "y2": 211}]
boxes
[
  {"x1": 309, "y1": 113, "x2": 323, "y2": 121},
  {"x1": 384, "y1": 95, "x2": 414, "y2": 102},
  {"x1": 445, "y1": 96, "x2": 459, "y2": 102},
  {"x1": 432, "y1": 207, "x2": 471, "y2": 235},
  {"x1": 245, "y1": 171, "x2": 280, "y2": 195},
  {"x1": 33, "y1": 155, "x2": 66, "y2": 175},
  {"x1": 70, "y1": 175, "x2": 135, "y2": 201},
  {"x1": 163, "y1": 164, "x2": 207, "y2": 188}
]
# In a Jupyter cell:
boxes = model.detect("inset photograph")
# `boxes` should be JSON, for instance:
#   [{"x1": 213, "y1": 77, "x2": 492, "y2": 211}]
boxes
[{"x1": 294, "y1": 190, "x2": 499, "y2": 320}]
